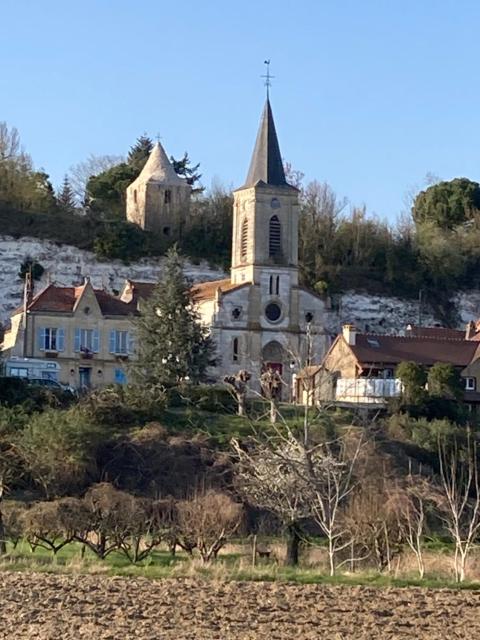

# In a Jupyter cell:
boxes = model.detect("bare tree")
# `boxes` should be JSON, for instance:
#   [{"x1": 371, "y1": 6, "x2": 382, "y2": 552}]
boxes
[
  {"x1": 390, "y1": 472, "x2": 438, "y2": 579},
  {"x1": 305, "y1": 434, "x2": 363, "y2": 576},
  {"x1": 21, "y1": 499, "x2": 80, "y2": 555},
  {"x1": 437, "y1": 433, "x2": 480, "y2": 582},
  {"x1": 176, "y1": 491, "x2": 243, "y2": 563},
  {"x1": 260, "y1": 368, "x2": 282, "y2": 424},
  {"x1": 68, "y1": 153, "x2": 124, "y2": 203},
  {"x1": 233, "y1": 435, "x2": 311, "y2": 565},
  {"x1": 224, "y1": 370, "x2": 251, "y2": 416}
]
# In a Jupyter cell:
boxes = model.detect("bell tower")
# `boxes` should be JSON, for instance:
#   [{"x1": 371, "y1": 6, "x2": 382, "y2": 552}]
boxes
[{"x1": 231, "y1": 99, "x2": 299, "y2": 286}]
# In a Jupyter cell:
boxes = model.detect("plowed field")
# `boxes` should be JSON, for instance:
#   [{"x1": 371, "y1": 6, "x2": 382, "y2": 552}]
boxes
[{"x1": 0, "y1": 572, "x2": 478, "y2": 639}]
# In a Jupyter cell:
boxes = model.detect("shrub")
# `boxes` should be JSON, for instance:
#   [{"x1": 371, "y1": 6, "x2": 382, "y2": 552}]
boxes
[{"x1": 176, "y1": 491, "x2": 243, "y2": 563}]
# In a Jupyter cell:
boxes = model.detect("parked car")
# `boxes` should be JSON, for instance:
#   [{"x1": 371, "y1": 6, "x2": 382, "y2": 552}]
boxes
[{"x1": 27, "y1": 378, "x2": 76, "y2": 395}]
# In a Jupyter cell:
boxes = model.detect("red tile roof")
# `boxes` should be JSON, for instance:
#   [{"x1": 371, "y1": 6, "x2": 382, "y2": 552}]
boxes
[
  {"x1": 406, "y1": 325, "x2": 467, "y2": 340},
  {"x1": 351, "y1": 333, "x2": 479, "y2": 368},
  {"x1": 21, "y1": 283, "x2": 136, "y2": 317}
]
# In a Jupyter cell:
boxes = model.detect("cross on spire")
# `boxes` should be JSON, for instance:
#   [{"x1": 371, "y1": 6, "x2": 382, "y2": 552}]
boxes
[{"x1": 261, "y1": 59, "x2": 274, "y2": 98}]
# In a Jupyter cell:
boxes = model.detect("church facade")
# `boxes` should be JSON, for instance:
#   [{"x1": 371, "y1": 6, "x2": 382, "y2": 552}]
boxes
[{"x1": 193, "y1": 99, "x2": 329, "y2": 398}]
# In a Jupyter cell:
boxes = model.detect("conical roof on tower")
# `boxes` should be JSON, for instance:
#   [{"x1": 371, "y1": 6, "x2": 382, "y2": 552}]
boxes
[
  {"x1": 243, "y1": 98, "x2": 294, "y2": 189},
  {"x1": 134, "y1": 141, "x2": 186, "y2": 187}
]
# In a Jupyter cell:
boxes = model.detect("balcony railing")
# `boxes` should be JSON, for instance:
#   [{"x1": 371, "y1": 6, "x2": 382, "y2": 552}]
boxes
[{"x1": 335, "y1": 378, "x2": 403, "y2": 404}]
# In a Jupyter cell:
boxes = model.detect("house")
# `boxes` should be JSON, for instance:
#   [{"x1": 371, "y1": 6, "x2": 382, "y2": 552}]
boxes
[
  {"x1": 296, "y1": 323, "x2": 480, "y2": 407},
  {"x1": 1, "y1": 278, "x2": 141, "y2": 388}
]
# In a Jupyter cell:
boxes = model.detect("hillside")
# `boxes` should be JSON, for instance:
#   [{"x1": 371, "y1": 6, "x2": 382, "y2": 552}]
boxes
[{"x1": 2, "y1": 235, "x2": 480, "y2": 334}]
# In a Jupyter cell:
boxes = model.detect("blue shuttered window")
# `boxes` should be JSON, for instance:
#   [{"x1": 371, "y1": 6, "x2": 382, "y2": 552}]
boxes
[
  {"x1": 109, "y1": 330, "x2": 116, "y2": 354},
  {"x1": 38, "y1": 328, "x2": 46, "y2": 351},
  {"x1": 57, "y1": 328, "x2": 65, "y2": 352},
  {"x1": 74, "y1": 328, "x2": 81, "y2": 352},
  {"x1": 92, "y1": 329, "x2": 100, "y2": 353}
]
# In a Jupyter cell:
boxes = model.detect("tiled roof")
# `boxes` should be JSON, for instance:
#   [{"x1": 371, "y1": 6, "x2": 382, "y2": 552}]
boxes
[
  {"x1": 128, "y1": 281, "x2": 156, "y2": 300},
  {"x1": 22, "y1": 283, "x2": 136, "y2": 317},
  {"x1": 351, "y1": 333, "x2": 479, "y2": 368},
  {"x1": 406, "y1": 325, "x2": 467, "y2": 340},
  {"x1": 191, "y1": 278, "x2": 249, "y2": 302}
]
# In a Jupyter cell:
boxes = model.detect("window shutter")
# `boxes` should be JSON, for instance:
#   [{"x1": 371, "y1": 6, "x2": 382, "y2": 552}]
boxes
[
  {"x1": 127, "y1": 331, "x2": 135, "y2": 354},
  {"x1": 93, "y1": 329, "x2": 100, "y2": 353},
  {"x1": 57, "y1": 328, "x2": 65, "y2": 352},
  {"x1": 109, "y1": 330, "x2": 116, "y2": 354},
  {"x1": 74, "y1": 328, "x2": 81, "y2": 352},
  {"x1": 38, "y1": 328, "x2": 46, "y2": 351}
]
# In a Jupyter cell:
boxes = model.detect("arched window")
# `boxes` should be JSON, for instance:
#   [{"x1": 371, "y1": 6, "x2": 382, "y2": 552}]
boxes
[
  {"x1": 275, "y1": 276, "x2": 280, "y2": 295},
  {"x1": 232, "y1": 337, "x2": 239, "y2": 362},
  {"x1": 269, "y1": 215, "x2": 281, "y2": 256},
  {"x1": 269, "y1": 275, "x2": 273, "y2": 295},
  {"x1": 240, "y1": 218, "x2": 248, "y2": 260},
  {"x1": 133, "y1": 189, "x2": 137, "y2": 204}
]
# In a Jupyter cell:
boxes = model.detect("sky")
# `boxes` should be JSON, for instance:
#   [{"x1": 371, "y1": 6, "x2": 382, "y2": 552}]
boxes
[{"x1": 1, "y1": 0, "x2": 480, "y2": 220}]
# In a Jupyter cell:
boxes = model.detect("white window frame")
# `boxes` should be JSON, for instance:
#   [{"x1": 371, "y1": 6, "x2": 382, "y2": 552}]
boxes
[{"x1": 465, "y1": 377, "x2": 476, "y2": 391}]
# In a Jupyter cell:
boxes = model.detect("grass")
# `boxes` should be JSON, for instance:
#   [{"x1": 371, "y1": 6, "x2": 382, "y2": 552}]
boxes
[{"x1": 2, "y1": 540, "x2": 480, "y2": 591}]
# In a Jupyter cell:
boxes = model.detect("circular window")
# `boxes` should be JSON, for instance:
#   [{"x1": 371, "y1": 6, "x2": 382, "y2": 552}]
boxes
[{"x1": 265, "y1": 302, "x2": 282, "y2": 322}]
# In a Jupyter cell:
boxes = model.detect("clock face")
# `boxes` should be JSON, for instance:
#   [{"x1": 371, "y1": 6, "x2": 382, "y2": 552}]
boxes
[{"x1": 270, "y1": 197, "x2": 281, "y2": 209}]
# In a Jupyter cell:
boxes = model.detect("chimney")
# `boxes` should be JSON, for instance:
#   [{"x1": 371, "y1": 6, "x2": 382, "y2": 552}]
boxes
[
  {"x1": 121, "y1": 280, "x2": 135, "y2": 304},
  {"x1": 342, "y1": 324, "x2": 357, "y2": 346},
  {"x1": 466, "y1": 321, "x2": 477, "y2": 340}
]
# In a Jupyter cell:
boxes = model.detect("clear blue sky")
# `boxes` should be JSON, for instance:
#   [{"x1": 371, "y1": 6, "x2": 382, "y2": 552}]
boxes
[{"x1": 1, "y1": 0, "x2": 479, "y2": 219}]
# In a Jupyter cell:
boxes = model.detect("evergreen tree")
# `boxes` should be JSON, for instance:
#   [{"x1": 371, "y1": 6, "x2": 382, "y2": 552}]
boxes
[
  {"x1": 128, "y1": 134, "x2": 153, "y2": 170},
  {"x1": 132, "y1": 246, "x2": 216, "y2": 389},
  {"x1": 171, "y1": 152, "x2": 203, "y2": 191},
  {"x1": 56, "y1": 175, "x2": 76, "y2": 214}
]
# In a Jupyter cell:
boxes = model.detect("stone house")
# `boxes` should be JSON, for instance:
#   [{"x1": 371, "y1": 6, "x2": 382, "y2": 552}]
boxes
[
  {"x1": 126, "y1": 141, "x2": 191, "y2": 236},
  {"x1": 1, "y1": 278, "x2": 140, "y2": 388},
  {"x1": 297, "y1": 323, "x2": 480, "y2": 407}
]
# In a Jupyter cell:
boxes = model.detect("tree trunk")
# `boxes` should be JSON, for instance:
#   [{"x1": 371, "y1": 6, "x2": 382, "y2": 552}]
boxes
[
  {"x1": 270, "y1": 400, "x2": 277, "y2": 425},
  {"x1": 285, "y1": 524, "x2": 300, "y2": 566},
  {"x1": 237, "y1": 394, "x2": 246, "y2": 417},
  {"x1": 0, "y1": 510, "x2": 6, "y2": 555}
]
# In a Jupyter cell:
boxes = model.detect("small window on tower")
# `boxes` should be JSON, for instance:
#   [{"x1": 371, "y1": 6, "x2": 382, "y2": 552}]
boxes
[
  {"x1": 133, "y1": 189, "x2": 137, "y2": 204},
  {"x1": 232, "y1": 337, "x2": 239, "y2": 362},
  {"x1": 269, "y1": 275, "x2": 273, "y2": 295},
  {"x1": 276, "y1": 276, "x2": 280, "y2": 295},
  {"x1": 163, "y1": 226, "x2": 171, "y2": 236},
  {"x1": 164, "y1": 190, "x2": 171, "y2": 204}
]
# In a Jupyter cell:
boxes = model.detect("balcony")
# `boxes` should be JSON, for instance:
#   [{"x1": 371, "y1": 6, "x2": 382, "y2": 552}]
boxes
[{"x1": 335, "y1": 378, "x2": 403, "y2": 405}]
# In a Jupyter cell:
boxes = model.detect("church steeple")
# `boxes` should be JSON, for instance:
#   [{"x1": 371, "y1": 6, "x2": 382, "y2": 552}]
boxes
[{"x1": 244, "y1": 99, "x2": 288, "y2": 188}]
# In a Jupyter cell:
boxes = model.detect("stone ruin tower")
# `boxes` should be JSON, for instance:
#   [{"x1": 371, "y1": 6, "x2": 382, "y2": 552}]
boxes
[{"x1": 126, "y1": 141, "x2": 191, "y2": 237}]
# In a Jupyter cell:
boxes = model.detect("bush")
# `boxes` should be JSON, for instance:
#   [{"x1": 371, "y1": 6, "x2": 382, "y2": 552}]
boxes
[{"x1": 167, "y1": 384, "x2": 237, "y2": 413}]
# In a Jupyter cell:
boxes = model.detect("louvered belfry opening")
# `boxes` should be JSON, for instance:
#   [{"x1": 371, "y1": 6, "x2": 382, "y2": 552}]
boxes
[
  {"x1": 241, "y1": 218, "x2": 248, "y2": 259},
  {"x1": 269, "y1": 215, "x2": 281, "y2": 257}
]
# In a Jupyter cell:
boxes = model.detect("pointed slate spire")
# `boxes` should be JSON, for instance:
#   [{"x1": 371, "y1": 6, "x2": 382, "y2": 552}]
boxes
[
  {"x1": 244, "y1": 99, "x2": 288, "y2": 187},
  {"x1": 137, "y1": 141, "x2": 186, "y2": 186}
]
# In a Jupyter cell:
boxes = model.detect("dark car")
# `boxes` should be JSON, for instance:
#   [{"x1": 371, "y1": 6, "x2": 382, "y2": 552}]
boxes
[{"x1": 27, "y1": 378, "x2": 76, "y2": 394}]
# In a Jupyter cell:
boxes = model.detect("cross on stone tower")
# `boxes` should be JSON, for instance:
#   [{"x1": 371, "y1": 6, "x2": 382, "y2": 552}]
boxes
[{"x1": 261, "y1": 59, "x2": 275, "y2": 98}]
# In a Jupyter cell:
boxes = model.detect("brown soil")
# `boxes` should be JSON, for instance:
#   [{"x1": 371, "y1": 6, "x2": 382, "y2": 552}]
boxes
[{"x1": 0, "y1": 572, "x2": 478, "y2": 639}]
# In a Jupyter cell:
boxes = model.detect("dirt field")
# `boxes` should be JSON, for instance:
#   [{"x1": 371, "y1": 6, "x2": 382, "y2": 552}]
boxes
[{"x1": 0, "y1": 572, "x2": 479, "y2": 639}]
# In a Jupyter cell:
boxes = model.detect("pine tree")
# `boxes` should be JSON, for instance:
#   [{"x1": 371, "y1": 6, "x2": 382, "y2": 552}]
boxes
[
  {"x1": 56, "y1": 175, "x2": 76, "y2": 214},
  {"x1": 132, "y1": 246, "x2": 216, "y2": 389},
  {"x1": 128, "y1": 134, "x2": 153, "y2": 170},
  {"x1": 171, "y1": 152, "x2": 203, "y2": 191}
]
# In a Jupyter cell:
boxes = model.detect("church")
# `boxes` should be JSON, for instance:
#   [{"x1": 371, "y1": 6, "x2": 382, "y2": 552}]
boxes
[{"x1": 191, "y1": 98, "x2": 329, "y2": 397}]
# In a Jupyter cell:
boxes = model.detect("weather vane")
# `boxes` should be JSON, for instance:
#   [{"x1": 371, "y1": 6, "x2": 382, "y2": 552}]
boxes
[{"x1": 261, "y1": 59, "x2": 274, "y2": 98}]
